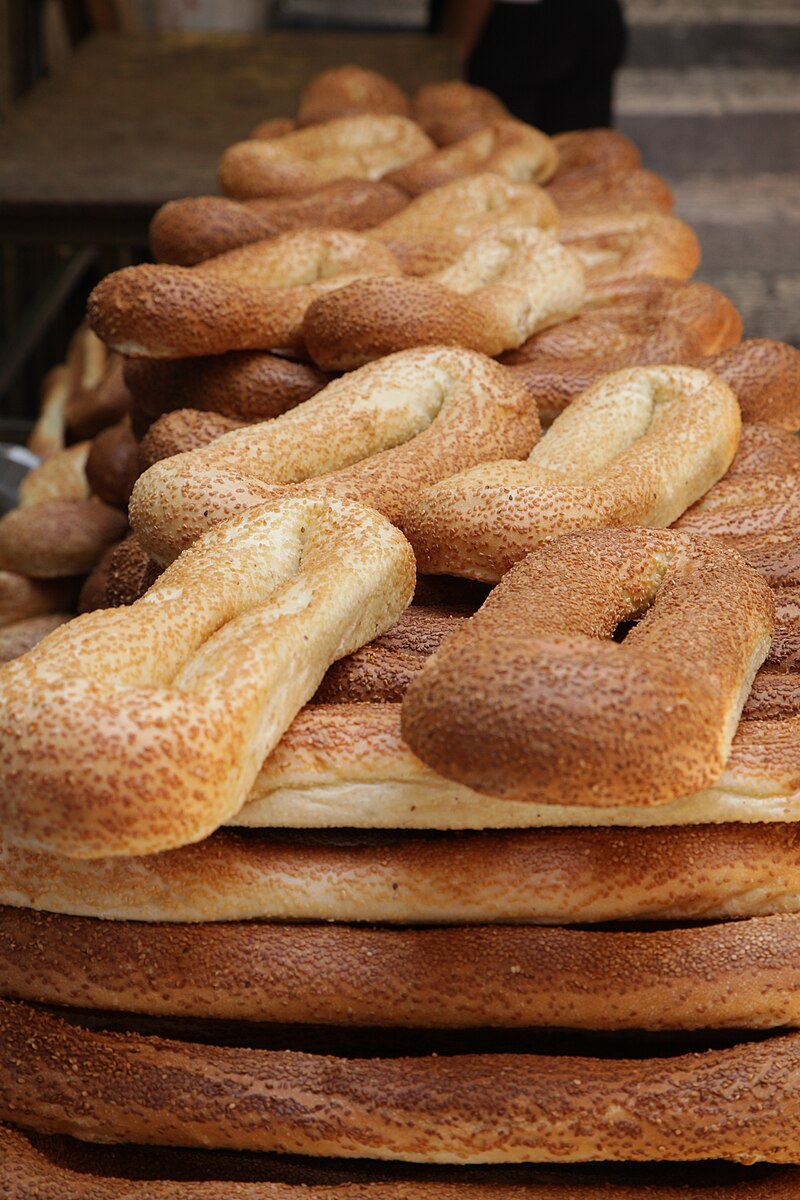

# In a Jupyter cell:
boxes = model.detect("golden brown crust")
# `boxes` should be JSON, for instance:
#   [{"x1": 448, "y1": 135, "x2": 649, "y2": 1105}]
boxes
[
  {"x1": 371, "y1": 173, "x2": 559, "y2": 274},
  {"x1": 402, "y1": 529, "x2": 773, "y2": 807},
  {"x1": 403, "y1": 366, "x2": 741, "y2": 581},
  {"x1": 130, "y1": 347, "x2": 539, "y2": 566},
  {"x1": 17, "y1": 443, "x2": 90, "y2": 506},
  {"x1": 386, "y1": 120, "x2": 558, "y2": 195},
  {"x1": 218, "y1": 115, "x2": 434, "y2": 200},
  {"x1": 85, "y1": 416, "x2": 139, "y2": 509},
  {"x1": 0, "y1": 500, "x2": 128, "y2": 579},
  {"x1": 0, "y1": 496, "x2": 415, "y2": 858},
  {"x1": 549, "y1": 129, "x2": 642, "y2": 182},
  {"x1": 7, "y1": 906, "x2": 800, "y2": 1032},
  {"x1": 0, "y1": 571, "x2": 81, "y2": 627},
  {"x1": 302, "y1": 228, "x2": 584, "y2": 370},
  {"x1": 4, "y1": 1122, "x2": 800, "y2": 1200},
  {"x1": 561, "y1": 211, "x2": 701, "y2": 285},
  {"x1": 125, "y1": 351, "x2": 329, "y2": 428},
  {"x1": 410, "y1": 81, "x2": 510, "y2": 146},
  {"x1": 99, "y1": 533, "x2": 162, "y2": 608},
  {"x1": 137, "y1": 409, "x2": 246, "y2": 470},
  {"x1": 87, "y1": 231, "x2": 401, "y2": 359},
  {"x1": 312, "y1": 607, "x2": 465, "y2": 703},
  {"x1": 3, "y1": 999, "x2": 800, "y2": 1163},
  {"x1": 149, "y1": 180, "x2": 408, "y2": 266},
  {"x1": 9, "y1": 817, "x2": 800, "y2": 924},
  {"x1": 547, "y1": 168, "x2": 674, "y2": 217},
  {"x1": 64, "y1": 353, "x2": 132, "y2": 440},
  {"x1": 296, "y1": 66, "x2": 411, "y2": 126},
  {"x1": 701, "y1": 339, "x2": 800, "y2": 430}
]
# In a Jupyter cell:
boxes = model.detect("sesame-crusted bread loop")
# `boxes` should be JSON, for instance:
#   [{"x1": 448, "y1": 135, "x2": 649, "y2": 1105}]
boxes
[
  {"x1": 403, "y1": 364, "x2": 740, "y2": 581},
  {"x1": 401, "y1": 528, "x2": 774, "y2": 809},
  {"x1": 0, "y1": 494, "x2": 414, "y2": 858}
]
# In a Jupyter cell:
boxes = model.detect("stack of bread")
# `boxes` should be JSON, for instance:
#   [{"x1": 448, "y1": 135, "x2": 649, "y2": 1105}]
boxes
[{"x1": 3, "y1": 64, "x2": 800, "y2": 1198}]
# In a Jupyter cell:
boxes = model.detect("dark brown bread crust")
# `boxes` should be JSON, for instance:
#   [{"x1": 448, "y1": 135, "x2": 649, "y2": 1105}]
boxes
[
  {"x1": 3, "y1": 999, "x2": 800, "y2": 1163},
  {"x1": 402, "y1": 529, "x2": 773, "y2": 807},
  {"x1": 6, "y1": 907, "x2": 800, "y2": 1032},
  {"x1": 6, "y1": 1122, "x2": 800, "y2": 1199}
]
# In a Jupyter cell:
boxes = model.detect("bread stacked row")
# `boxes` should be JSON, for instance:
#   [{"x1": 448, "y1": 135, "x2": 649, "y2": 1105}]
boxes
[{"x1": 3, "y1": 64, "x2": 800, "y2": 1197}]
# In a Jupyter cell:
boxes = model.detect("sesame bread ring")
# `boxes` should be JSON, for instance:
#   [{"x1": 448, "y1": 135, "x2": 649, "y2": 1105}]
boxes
[
  {"x1": 0, "y1": 571, "x2": 80, "y2": 628},
  {"x1": 411, "y1": 80, "x2": 510, "y2": 145},
  {"x1": 85, "y1": 416, "x2": 139, "y2": 510},
  {"x1": 9, "y1": 818, "x2": 800, "y2": 925},
  {"x1": 26, "y1": 364, "x2": 70, "y2": 459},
  {"x1": 0, "y1": 499, "x2": 128, "y2": 579},
  {"x1": 702, "y1": 339, "x2": 800, "y2": 430},
  {"x1": 0, "y1": 614, "x2": 73, "y2": 665},
  {"x1": 0, "y1": 495, "x2": 414, "y2": 858},
  {"x1": 3, "y1": 999, "x2": 800, "y2": 1164},
  {"x1": 296, "y1": 65, "x2": 411, "y2": 126},
  {"x1": 138, "y1": 409, "x2": 247, "y2": 469},
  {"x1": 125, "y1": 351, "x2": 329, "y2": 428},
  {"x1": 129, "y1": 347, "x2": 539, "y2": 566},
  {"x1": 546, "y1": 168, "x2": 674, "y2": 217},
  {"x1": 385, "y1": 120, "x2": 558, "y2": 196},
  {"x1": 401, "y1": 529, "x2": 773, "y2": 809},
  {"x1": 64, "y1": 352, "x2": 132, "y2": 441},
  {"x1": 502, "y1": 279, "x2": 743, "y2": 424},
  {"x1": 239, "y1": 701, "x2": 800, "y2": 830},
  {"x1": 3, "y1": 1126, "x2": 800, "y2": 1200},
  {"x1": 560, "y1": 211, "x2": 701, "y2": 285},
  {"x1": 218, "y1": 115, "x2": 434, "y2": 200},
  {"x1": 17, "y1": 441, "x2": 90, "y2": 506},
  {"x1": 371, "y1": 173, "x2": 559, "y2": 274},
  {"x1": 302, "y1": 227, "x2": 585, "y2": 370},
  {"x1": 403, "y1": 365, "x2": 740, "y2": 582},
  {"x1": 7, "y1": 906, "x2": 800, "y2": 1033},
  {"x1": 550, "y1": 128, "x2": 642, "y2": 181},
  {"x1": 149, "y1": 180, "x2": 408, "y2": 266},
  {"x1": 87, "y1": 229, "x2": 401, "y2": 359}
]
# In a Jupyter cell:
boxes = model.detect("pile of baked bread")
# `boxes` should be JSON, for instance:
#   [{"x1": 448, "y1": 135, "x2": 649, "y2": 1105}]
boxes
[{"x1": 3, "y1": 64, "x2": 800, "y2": 1197}]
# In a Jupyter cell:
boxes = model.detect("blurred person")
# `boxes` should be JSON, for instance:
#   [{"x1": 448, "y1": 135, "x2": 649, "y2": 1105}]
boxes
[{"x1": 432, "y1": 0, "x2": 627, "y2": 134}]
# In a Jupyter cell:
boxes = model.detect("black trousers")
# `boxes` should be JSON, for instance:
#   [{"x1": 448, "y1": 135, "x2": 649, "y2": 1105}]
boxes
[{"x1": 460, "y1": 0, "x2": 627, "y2": 135}]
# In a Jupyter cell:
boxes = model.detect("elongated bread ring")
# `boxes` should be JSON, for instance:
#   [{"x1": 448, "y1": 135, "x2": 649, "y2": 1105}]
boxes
[
  {"x1": 303, "y1": 227, "x2": 585, "y2": 370},
  {"x1": 411, "y1": 80, "x2": 510, "y2": 145},
  {"x1": 137, "y1": 408, "x2": 246, "y2": 468},
  {"x1": 126, "y1": 351, "x2": 328, "y2": 429},
  {"x1": 218, "y1": 115, "x2": 434, "y2": 200},
  {"x1": 3, "y1": 1125, "x2": 800, "y2": 1200},
  {"x1": 130, "y1": 347, "x2": 538, "y2": 565},
  {"x1": 6, "y1": 906, "x2": 800, "y2": 1033},
  {"x1": 385, "y1": 120, "x2": 557, "y2": 195},
  {"x1": 550, "y1": 128, "x2": 641, "y2": 181},
  {"x1": 0, "y1": 614, "x2": 73, "y2": 664},
  {"x1": 371, "y1": 173, "x2": 559, "y2": 274},
  {"x1": 0, "y1": 495, "x2": 414, "y2": 858},
  {"x1": 560, "y1": 211, "x2": 701, "y2": 285},
  {"x1": 546, "y1": 167, "x2": 674, "y2": 217},
  {"x1": 403, "y1": 366, "x2": 740, "y2": 581},
  {"x1": 402, "y1": 529, "x2": 773, "y2": 808},
  {"x1": 7, "y1": 817, "x2": 800, "y2": 925},
  {"x1": 149, "y1": 179, "x2": 408, "y2": 266},
  {"x1": 503, "y1": 280, "x2": 743, "y2": 424},
  {"x1": 0, "y1": 571, "x2": 80, "y2": 628},
  {"x1": 26, "y1": 365, "x2": 70, "y2": 459},
  {"x1": 0, "y1": 499, "x2": 128, "y2": 579},
  {"x1": 231, "y1": 702, "x2": 800, "y2": 831},
  {"x1": 297, "y1": 65, "x2": 411, "y2": 126},
  {"x1": 17, "y1": 442, "x2": 90, "y2": 506},
  {"x1": 87, "y1": 230, "x2": 401, "y2": 358},
  {"x1": 3, "y1": 999, "x2": 800, "y2": 1164}
]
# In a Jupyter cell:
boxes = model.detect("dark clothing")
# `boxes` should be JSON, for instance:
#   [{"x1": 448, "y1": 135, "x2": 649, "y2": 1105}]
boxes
[{"x1": 434, "y1": 0, "x2": 627, "y2": 135}]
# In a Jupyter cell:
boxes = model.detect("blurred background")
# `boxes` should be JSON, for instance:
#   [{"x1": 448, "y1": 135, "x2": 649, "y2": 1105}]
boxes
[{"x1": 1, "y1": 0, "x2": 798, "y2": 438}]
